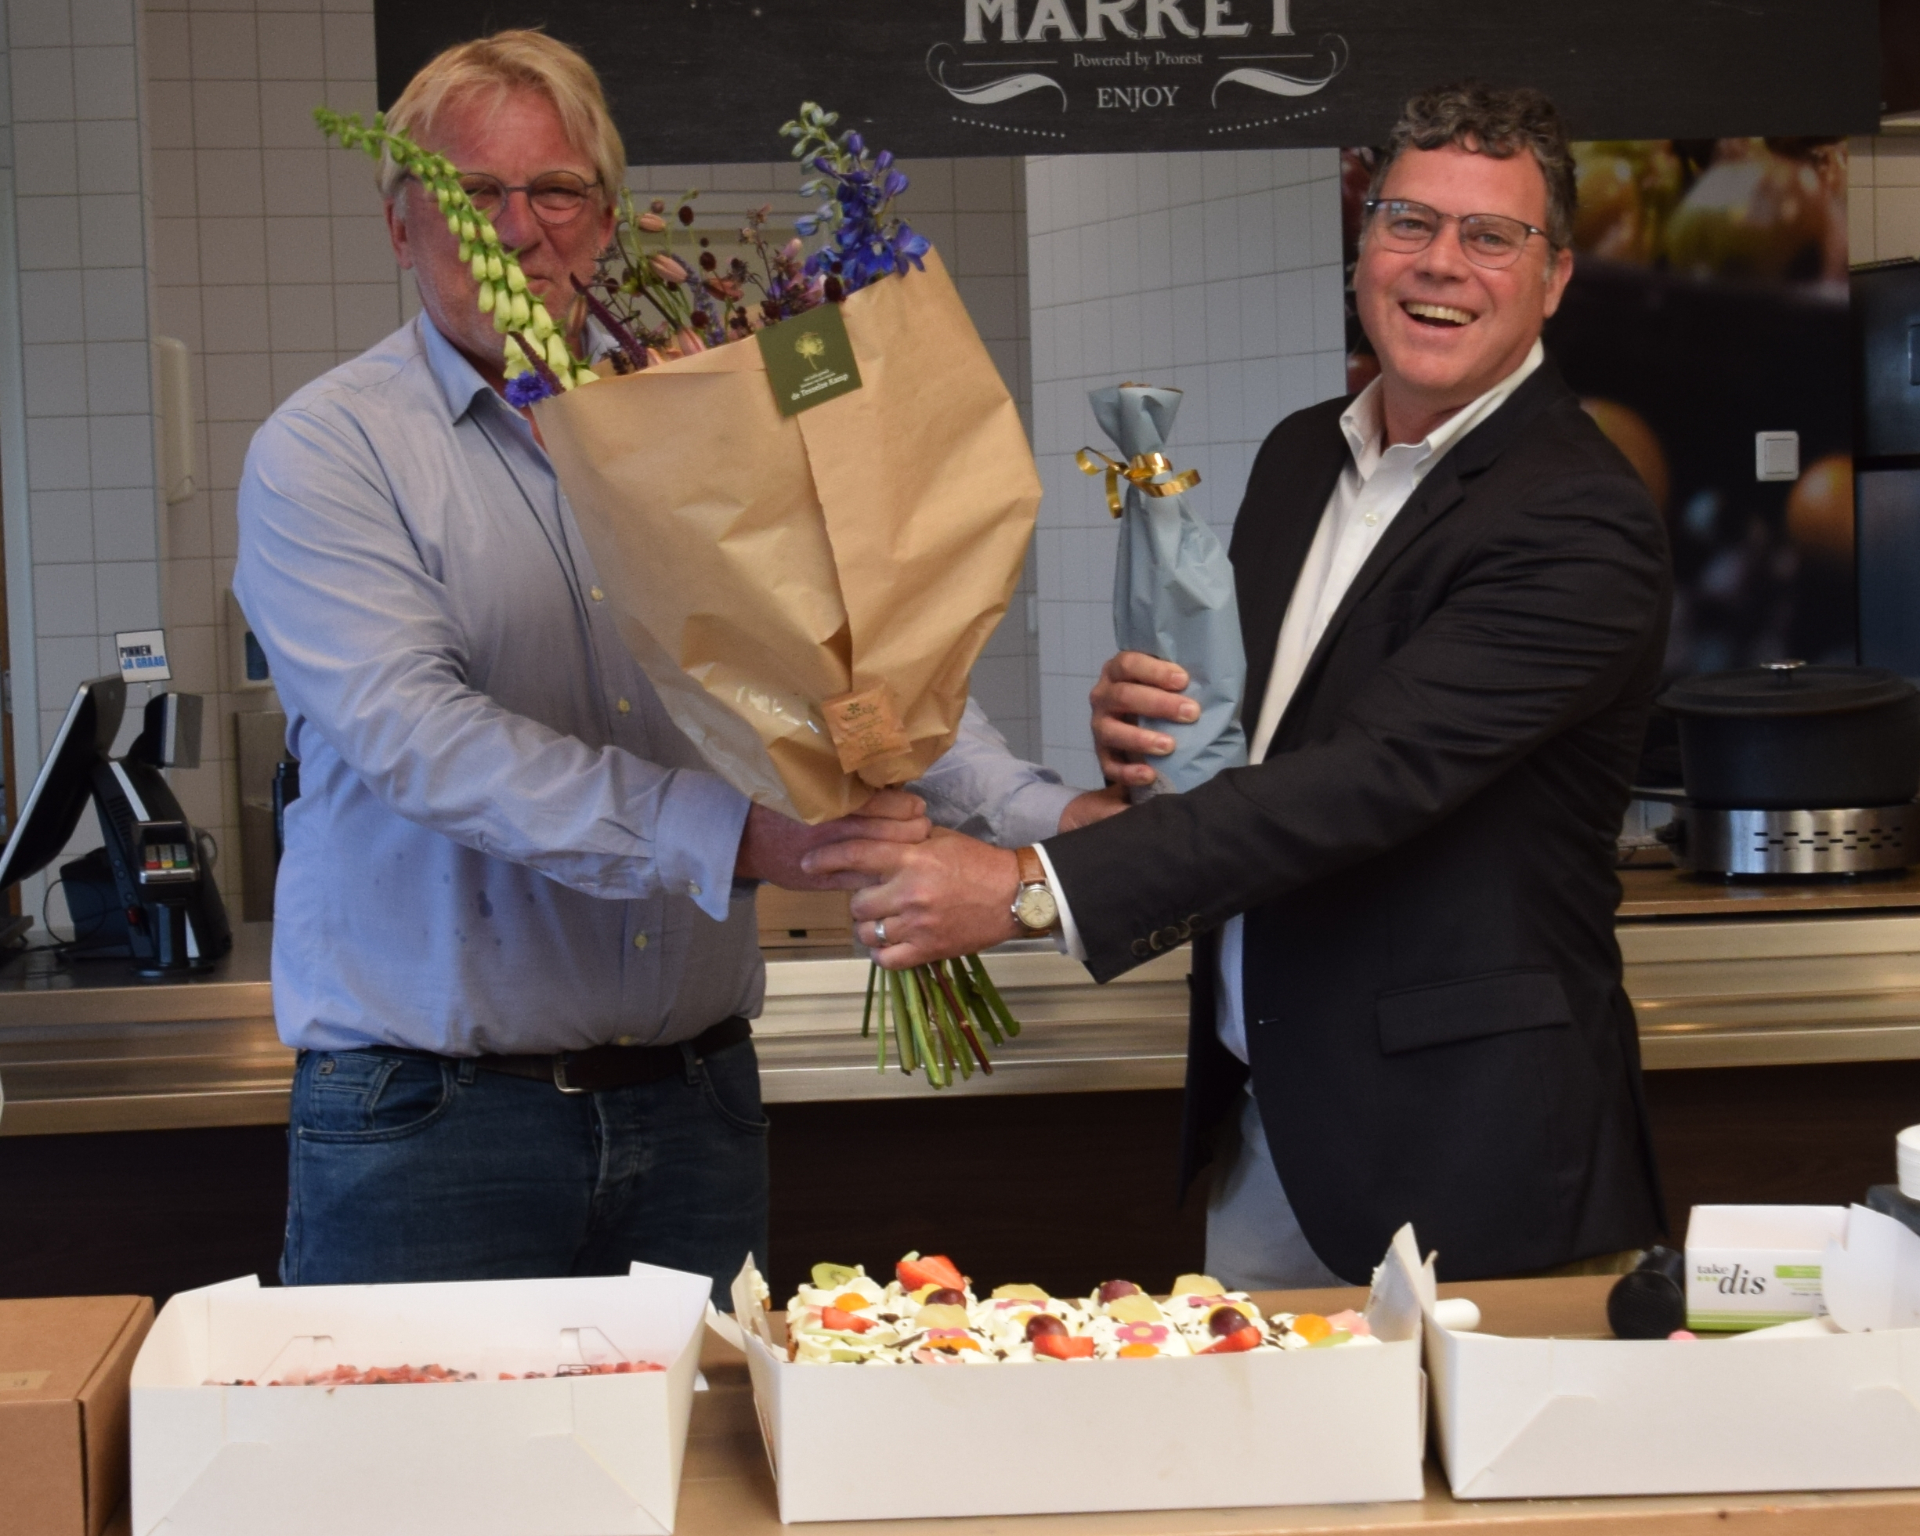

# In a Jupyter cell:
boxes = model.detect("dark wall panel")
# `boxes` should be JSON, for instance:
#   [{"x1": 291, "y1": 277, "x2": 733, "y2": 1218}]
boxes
[
  {"x1": 4, "y1": 1066, "x2": 1918, "y2": 1304},
  {"x1": 373, "y1": 1, "x2": 1879, "y2": 164}
]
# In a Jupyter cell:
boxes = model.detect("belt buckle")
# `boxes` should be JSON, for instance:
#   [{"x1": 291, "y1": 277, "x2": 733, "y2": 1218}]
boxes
[{"x1": 552, "y1": 1054, "x2": 587, "y2": 1095}]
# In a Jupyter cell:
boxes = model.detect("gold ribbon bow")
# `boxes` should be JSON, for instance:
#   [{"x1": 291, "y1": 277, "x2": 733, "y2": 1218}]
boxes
[{"x1": 1075, "y1": 448, "x2": 1202, "y2": 518}]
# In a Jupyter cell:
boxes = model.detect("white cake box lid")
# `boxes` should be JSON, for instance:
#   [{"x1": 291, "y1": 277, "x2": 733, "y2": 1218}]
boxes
[
  {"x1": 1421, "y1": 1209, "x2": 1920, "y2": 1499},
  {"x1": 129, "y1": 1262, "x2": 711, "y2": 1535},
  {"x1": 721, "y1": 1226, "x2": 1428, "y2": 1523}
]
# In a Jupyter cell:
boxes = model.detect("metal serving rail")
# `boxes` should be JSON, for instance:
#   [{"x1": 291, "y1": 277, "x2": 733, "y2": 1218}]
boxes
[{"x1": 9, "y1": 885, "x2": 1920, "y2": 1135}]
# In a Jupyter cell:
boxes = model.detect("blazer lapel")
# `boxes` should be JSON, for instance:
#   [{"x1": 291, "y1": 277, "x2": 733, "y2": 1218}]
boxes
[
  {"x1": 1233, "y1": 426, "x2": 1348, "y2": 726},
  {"x1": 1270, "y1": 360, "x2": 1572, "y2": 738}
]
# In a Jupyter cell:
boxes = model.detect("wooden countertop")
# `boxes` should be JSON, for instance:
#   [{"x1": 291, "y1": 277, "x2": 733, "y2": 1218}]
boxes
[
  {"x1": 97, "y1": 1276, "x2": 1920, "y2": 1536},
  {"x1": 1618, "y1": 864, "x2": 1920, "y2": 919}
]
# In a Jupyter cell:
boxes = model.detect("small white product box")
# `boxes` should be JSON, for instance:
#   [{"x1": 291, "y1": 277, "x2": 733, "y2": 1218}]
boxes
[
  {"x1": 1420, "y1": 1208, "x2": 1920, "y2": 1499},
  {"x1": 724, "y1": 1227, "x2": 1428, "y2": 1523},
  {"x1": 1685, "y1": 1204, "x2": 1848, "y2": 1330},
  {"x1": 129, "y1": 1262, "x2": 711, "y2": 1536}
]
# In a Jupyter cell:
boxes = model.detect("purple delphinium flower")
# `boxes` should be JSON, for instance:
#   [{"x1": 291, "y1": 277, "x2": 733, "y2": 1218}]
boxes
[
  {"x1": 891, "y1": 223, "x2": 930, "y2": 271},
  {"x1": 779, "y1": 113, "x2": 923, "y2": 301},
  {"x1": 505, "y1": 371, "x2": 555, "y2": 408}
]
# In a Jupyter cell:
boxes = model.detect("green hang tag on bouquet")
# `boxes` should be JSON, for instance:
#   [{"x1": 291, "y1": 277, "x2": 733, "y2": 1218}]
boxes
[{"x1": 758, "y1": 304, "x2": 862, "y2": 416}]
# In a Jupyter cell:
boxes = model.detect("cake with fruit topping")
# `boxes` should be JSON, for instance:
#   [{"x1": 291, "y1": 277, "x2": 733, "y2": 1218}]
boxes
[{"x1": 779, "y1": 1255, "x2": 1379, "y2": 1364}]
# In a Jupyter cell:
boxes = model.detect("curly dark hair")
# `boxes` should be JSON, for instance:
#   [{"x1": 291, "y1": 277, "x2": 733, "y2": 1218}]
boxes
[{"x1": 1367, "y1": 82, "x2": 1577, "y2": 250}]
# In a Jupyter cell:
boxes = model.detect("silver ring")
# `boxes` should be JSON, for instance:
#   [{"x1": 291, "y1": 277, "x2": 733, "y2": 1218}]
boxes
[{"x1": 874, "y1": 919, "x2": 888, "y2": 946}]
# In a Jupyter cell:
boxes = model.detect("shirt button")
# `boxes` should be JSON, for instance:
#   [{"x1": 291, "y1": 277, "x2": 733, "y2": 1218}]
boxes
[
  {"x1": 1363, "y1": 512, "x2": 1379, "y2": 527},
  {"x1": 688, "y1": 882, "x2": 702, "y2": 898},
  {"x1": 590, "y1": 586, "x2": 604, "y2": 601},
  {"x1": 616, "y1": 1033, "x2": 636, "y2": 1046},
  {"x1": 616, "y1": 698, "x2": 631, "y2": 714},
  {"x1": 632, "y1": 933, "x2": 649, "y2": 951}
]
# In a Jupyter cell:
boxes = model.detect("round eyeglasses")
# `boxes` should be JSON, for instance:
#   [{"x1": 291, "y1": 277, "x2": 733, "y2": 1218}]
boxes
[
  {"x1": 455, "y1": 172, "x2": 602, "y2": 227},
  {"x1": 1362, "y1": 198, "x2": 1551, "y2": 271}
]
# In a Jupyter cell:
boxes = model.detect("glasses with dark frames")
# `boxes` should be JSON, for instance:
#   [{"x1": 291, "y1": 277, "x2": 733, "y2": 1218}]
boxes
[
  {"x1": 1362, "y1": 198, "x2": 1552, "y2": 270},
  {"x1": 449, "y1": 172, "x2": 603, "y2": 226}
]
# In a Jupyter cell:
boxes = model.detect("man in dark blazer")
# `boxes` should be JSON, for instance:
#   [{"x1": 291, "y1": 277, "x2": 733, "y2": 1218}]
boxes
[{"x1": 808, "y1": 83, "x2": 1670, "y2": 1283}]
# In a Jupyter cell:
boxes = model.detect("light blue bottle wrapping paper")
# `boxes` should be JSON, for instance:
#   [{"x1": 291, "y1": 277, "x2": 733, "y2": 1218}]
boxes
[{"x1": 1091, "y1": 383, "x2": 1247, "y2": 794}]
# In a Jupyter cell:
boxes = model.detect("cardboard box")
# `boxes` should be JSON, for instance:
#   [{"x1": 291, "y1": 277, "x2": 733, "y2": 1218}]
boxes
[
  {"x1": 130, "y1": 1264, "x2": 710, "y2": 1535},
  {"x1": 724, "y1": 1232, "x2": 1428, "y2": 1523},
  {"x1": 1416, "y1": 1216, "x2": 1920, "y2": 1498},
  {"x1": 0, "y1": 1295, "x2": 153, "y2": 1536},
  {"x1": 1685, "y1": 1204, "x2": 1847, "y2": 1331}
]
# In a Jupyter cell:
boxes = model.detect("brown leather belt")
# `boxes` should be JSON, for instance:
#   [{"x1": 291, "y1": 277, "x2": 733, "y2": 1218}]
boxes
[{"x1": 473, "y1": 1016, "x2": 752, "y2": 1095}]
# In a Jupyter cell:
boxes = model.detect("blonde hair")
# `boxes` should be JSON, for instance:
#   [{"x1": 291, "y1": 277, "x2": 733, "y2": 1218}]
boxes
[{"x1": 378, "y1": 29, "x2": 625, "y2": 206}]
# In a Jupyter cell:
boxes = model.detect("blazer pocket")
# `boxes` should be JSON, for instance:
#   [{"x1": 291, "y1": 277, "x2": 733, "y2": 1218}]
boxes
[{"x1": 1375, "y1": 968, "x2": 1573, "y2": 1055}]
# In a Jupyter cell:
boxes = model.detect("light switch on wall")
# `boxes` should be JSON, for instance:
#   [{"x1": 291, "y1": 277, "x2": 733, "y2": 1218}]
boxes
[{"x1": 1756, "y1": 430, "x2": 1800, "y2": 482}]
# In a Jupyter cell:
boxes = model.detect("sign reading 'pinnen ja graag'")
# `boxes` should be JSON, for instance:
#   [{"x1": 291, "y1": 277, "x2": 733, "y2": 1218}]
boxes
[{"x1": 376, "y1": 0, "x2": 1878, "y2": 163}]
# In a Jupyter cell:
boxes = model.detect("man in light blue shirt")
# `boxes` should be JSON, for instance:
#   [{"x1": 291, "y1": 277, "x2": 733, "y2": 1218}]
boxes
[{"x1": 237, "y1": 32, "x2": 1088, "y2": 1300}]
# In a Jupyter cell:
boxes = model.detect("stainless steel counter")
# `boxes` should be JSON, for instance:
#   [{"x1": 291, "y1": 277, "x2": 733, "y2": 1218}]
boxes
[
  {"x1": 0, "y1": 925, "x2": 1192, "y2": 1135},
  {"x1": 8, "y1": 891, "x2": 1920, "y2": 1135}
]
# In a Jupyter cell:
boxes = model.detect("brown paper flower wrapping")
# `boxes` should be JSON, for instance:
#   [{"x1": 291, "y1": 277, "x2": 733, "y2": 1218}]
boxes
[{"x1": 538, "y1": 249, "x2": 1039, "y2": 823}]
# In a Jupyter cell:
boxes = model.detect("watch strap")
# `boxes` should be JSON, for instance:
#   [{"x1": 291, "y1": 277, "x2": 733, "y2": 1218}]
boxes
[{"x1": 1015, "y1": 845, "x2": 1047, "y2": 888}]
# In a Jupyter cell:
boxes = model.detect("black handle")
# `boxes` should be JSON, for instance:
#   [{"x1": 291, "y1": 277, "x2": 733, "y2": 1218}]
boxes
[{"x1": 1607, "y1": 1245, "x2": 1687, "y2": 1339}]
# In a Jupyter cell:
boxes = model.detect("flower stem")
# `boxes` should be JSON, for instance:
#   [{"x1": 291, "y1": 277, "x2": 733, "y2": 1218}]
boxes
[
  {"x1": 570, "y1": 273, "x2": 650, "y2": 370},
  {"x1": 511, "y1": 331, "x2": 562, "y2": 393},
  {"x1": 934, "y1": 963, "x2": 992, "y2": 1074},
  {"x1": 965, "y1": 953, "x2": 1021, "y2": 1039}
]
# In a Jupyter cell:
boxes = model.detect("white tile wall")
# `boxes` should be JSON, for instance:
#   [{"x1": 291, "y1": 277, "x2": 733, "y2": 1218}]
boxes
[
  {"x1": 0, "y1": 0, "x2": 164, "y2": 927},
  {"x1": 1847, "y1": 135, "x2": 1920, "y2": 263},
  {"x1": 137, "y1": 0, "x2": 393, "y2": 920},
  {"x1": 138, "y1": 0, "x2": 1040, "y2": 918},
  {"x1": 622, "y1": 155, "x2": 1041, "y2": 759},
  {"x1": 1024, "y1": 148, "x2": 1347, "y2": 785}
]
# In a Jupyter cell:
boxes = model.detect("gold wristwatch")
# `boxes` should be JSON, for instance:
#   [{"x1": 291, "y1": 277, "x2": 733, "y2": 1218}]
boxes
[{"x1": 1011, "y1": 846, "x2": 1059, "y2": 935}]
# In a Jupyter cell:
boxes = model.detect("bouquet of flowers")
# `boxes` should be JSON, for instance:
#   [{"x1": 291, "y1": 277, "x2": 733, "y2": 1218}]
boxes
[{"x1": 319, "y1": 104, "x2": 1036, "y2": 1088}]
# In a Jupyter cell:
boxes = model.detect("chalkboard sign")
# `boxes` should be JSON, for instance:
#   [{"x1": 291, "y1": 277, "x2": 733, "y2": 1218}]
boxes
[{"x1": 376, "y1": 1, "x2": 1879, "y2": 163}]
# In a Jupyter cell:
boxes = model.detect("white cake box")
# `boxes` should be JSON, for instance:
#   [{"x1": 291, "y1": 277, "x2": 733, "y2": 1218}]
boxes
[
  {"x1": 129, "y1": 1263, "x2": 711, "y2": 1535},
  {"x1": 1418, "y1": 1210, "x2": 1920, "y2": 1499},
  {"x1": 722, "y1": 1229, "x2": 1428, "y2": 1523},
  {"x1": 1685, "y1": 1204, "x2": 1848, "y2": 1331}
]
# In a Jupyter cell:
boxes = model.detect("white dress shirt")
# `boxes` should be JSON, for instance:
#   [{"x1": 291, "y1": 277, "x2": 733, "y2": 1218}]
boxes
[{"x1": 1041, "y1": 341, "x2": 1546, "y2": 1065}]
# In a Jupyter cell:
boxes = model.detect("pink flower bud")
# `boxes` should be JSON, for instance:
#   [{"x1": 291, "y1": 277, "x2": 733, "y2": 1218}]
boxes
[
  {"x1": 636, "y1": 212, "x2": 667, "y2": 233},
  {"x1": 673, "y1": 329, "x2": 706, "y2": 355},
  {"x1": 649, "y1": 253, "x2": 689, "y2": 283}
]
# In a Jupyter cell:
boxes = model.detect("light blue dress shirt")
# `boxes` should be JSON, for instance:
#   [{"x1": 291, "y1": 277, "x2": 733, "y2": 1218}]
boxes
[{"x1": 237, "y1": 313, "x2": 1072, "y2": 1057}]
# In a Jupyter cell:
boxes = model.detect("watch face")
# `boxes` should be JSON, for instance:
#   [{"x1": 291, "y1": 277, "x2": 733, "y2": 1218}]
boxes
[{"x1": 1014, "y1": 884, "x2": 1058, "y2": 931}]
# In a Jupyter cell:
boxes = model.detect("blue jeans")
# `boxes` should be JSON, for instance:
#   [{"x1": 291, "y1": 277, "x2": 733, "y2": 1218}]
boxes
[{"x1": 281, "y1": 1036, "x2": 769, "y2": 1307}]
